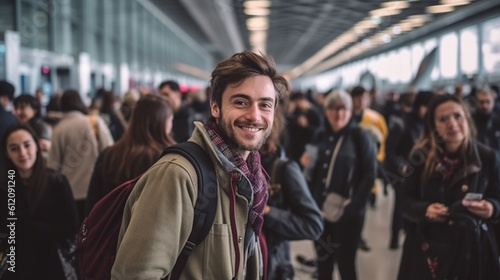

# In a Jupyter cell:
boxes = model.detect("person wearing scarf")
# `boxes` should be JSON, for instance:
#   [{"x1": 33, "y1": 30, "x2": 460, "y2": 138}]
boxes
[
  {"x1": 397, "y1": 94, "x2": 500, "y2": 280},
  {"x1": 112, "y1": 50, "x2": 290, "y2": 280}
]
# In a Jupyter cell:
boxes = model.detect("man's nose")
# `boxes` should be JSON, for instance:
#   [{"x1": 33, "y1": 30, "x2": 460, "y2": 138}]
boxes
[{"x1": 244, "y1": 104, "x2": 261, "y2": 122}]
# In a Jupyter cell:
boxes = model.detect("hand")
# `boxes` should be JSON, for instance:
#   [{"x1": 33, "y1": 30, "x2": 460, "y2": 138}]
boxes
[
  {"x1": 39, "y1": 139, "x2": 51, "y2": 152},
  {"x1": 300, "y1": 152, "x2": 311, "y2": 168},
  {"x1": 264, "y1": 205, "x2": 271, "y2": 216},
  {"x1": 463, "y1": 199, "x2": 494, "y2": 219},
  {"x1": 425, "y1": 203, "x2": 449, "y2": 222},
  {"x1": 296, "y1": 115, "x2": 308, "y2": 127}
]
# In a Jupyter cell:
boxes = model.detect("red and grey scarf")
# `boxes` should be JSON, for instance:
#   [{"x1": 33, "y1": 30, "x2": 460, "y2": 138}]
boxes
[{"x1": 205, "y1": 119, "x2": 268, "y2": 235}]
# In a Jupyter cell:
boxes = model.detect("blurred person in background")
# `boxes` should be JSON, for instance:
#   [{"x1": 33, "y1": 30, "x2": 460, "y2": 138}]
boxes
[
  {"x1": 260, "y1": 104, "x2": 323, "y2": 280},
  {"x1": 48, "y1": 89, "x2": 113, "y2": 224},
  {"x1": 398, "y1": 94, "x2": 500, "y2": 280},
  {"x1": 158, "y1": 80, "x2": 194, "y2": 143},
  {"x1": 85, "y1": 94, "x2": 176, "y2": 215},
  {"x1": 120, "y1": 88, "x2": 141, "y2": 122},
  {"x1": 13, "y1": 94, "x2": 52, "y2": 159},
  {"x1": 285, "y1": 91, "x2": 322, "y2": 167},
  {"x1": 473, "y1": 87, "x2": 500, "y2": 153},
  {"x1": 0, "y1": 80, "x2": 17, "y2": 172},
  {"x1": 301, "y1": 90, "x2": 377, "y2": 280}
]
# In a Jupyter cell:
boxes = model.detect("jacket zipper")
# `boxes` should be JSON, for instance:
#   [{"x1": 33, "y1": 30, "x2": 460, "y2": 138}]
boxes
[{"x1": 229, "y1": 173, "x2": 241, "y2": 279}]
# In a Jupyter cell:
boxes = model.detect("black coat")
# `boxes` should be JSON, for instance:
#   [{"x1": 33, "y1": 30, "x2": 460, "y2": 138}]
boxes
[
  {"x1": 398, "y1": 143, "x2": 500, "y2": 280},
  {"x1": 261, "y1": 150, "x2": 323, "y2": 280},
  {"x1": 0, "y1": 170, "x2": 79, "y2": 280},
  {"x1": 474, "y1": 112, "x2": 500, "y2": 153},
  {"x1": 308, "y1": 122, "x2": 377, "y2": 223}
]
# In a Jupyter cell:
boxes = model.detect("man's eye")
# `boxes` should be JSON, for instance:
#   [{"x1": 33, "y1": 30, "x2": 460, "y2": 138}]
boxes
[
  {"x1": 234, "y1": 100, "x2": 247, "y2": 106},
  {"x1": 261, "y1": 103, "x2": 273, "y2": 109}
]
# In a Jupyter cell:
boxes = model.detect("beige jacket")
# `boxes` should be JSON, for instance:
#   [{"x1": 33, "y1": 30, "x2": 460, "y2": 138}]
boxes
[
  {"x1": 112, "y1": 122, "x2": 263, "y2": 280},
  {"x1": 48, "y1": 111, "x2": 113, "y2": 200}
]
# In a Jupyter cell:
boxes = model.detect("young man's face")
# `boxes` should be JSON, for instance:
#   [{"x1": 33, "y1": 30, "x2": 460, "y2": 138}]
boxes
[{"x1": 210, "y1": 75, "x2": 276, "y2": 159}]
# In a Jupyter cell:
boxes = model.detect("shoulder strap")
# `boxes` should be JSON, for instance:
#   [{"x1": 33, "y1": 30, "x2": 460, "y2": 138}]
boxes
[
  {"x1": 163, "y1": 142, "x2": 218, "y2": 280},
  {"x1": 324, "y1": 135, "x2": 344, "y2": 190}
]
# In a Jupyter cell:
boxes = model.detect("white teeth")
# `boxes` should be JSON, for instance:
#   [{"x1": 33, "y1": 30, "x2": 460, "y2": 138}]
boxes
[{"x1": 242, "y1": 127, "x2": 259, "y2": 132}]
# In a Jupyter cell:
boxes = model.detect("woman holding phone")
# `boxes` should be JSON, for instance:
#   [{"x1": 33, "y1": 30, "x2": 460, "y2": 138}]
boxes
[{"x1": 398, "y1": 94, "x2": 500, "y2": 280}]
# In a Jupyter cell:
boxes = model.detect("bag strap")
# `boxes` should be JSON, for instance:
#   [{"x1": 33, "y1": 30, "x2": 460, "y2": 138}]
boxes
[
  {"x1": 324, "y1": 135, "x2": 344, "y2": 190},
  {"x1": 161, "y1": 142, "x2": 218, "y2": 280}
]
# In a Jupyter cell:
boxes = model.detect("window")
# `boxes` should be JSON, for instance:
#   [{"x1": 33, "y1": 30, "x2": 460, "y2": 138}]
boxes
[
  {"x1": 440, "y1": 32, "x2": 458, "y2": 79},
  {"x1": 482, "y1": 17, "x2": 500, "y2": 74},
  {"x1": 460, "y1": 26, "x2": 479, "y2": 75}
]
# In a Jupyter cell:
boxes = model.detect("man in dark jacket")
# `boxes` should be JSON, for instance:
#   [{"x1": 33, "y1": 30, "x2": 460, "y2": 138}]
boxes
[
  {"x1": 473, "y1": 87, "x2": 500, "y2": 153},
  {"x1": 159, "y1": 80, "x2": 194, "y2": 143},
  {"x1": 0, "y1": 80, "x2": 18, "y2": 171}
]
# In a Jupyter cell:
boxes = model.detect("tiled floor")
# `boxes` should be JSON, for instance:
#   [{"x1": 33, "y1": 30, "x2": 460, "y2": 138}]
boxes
[{"x1": 290, "y1": 186, "x2": 404, "y2": 280}]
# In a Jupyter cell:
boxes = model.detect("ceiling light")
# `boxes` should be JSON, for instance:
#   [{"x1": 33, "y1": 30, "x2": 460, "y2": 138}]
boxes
[
  {"x1": 381, "y1": 1, "x2": 410, "y2": 9},
  {"x1": 392, "y1": 26, "x2": 401, "y2": 34},
  {"x1": 441, "y1": 0, "x2": 470, "y2": 6},
  {"x1": 427, "y1": 4, "x2": 455, "y2": 13},
  {"x1": 370, "y1": 8, "x2": 402, "y2": 17},
  {"x1": 244, "y1": 8, "x2": 270, "y2": 16},
  {"x1": 243, "y1": 0, "x2": 271, "y2": 9},
  {"x1": 246, "y1": 17, "x2": 269, "y2": 30}
]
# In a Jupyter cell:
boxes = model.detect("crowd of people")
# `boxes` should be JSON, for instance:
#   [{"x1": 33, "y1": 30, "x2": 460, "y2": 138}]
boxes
[{"x1": 1, "y1": 50, "x2": 500, "y2": 280}]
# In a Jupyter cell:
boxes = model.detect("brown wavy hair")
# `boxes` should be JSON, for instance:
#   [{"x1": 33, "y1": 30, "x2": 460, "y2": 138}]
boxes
[
  {"x1": 210, "y1": 50, "x2": 290, "y2": 113},
  {"x1": 102, "y1": 94, "x2": 176, "y2": 185},
  {"x1": 413, "y1": 94, "x2": 476, "y2": 181}
]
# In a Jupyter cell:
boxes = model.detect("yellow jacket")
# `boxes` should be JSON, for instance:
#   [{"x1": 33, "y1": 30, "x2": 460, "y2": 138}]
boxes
[{"x1": 359, "y1": 108, "x2": 388, "y2": 163}]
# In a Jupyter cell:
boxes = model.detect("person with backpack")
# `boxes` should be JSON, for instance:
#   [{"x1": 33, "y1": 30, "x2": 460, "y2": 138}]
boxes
[
  {"x1": 85, "y1": 94, "x2": 176, "y2": 215},
  {"x1": 397, "y1": 94, "x2": 500, "y2": 280},
  {"x1": 111, "y1": 51, "x2": 290, "y2": 279},
  {"x1": 259, "y1": 104, "x2": 323, "y2": 280},
  {"x1": 0, "y1": 124, "x2": 79, "y2": 280}
]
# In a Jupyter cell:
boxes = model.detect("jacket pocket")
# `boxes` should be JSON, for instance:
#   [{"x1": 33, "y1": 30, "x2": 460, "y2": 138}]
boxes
[{"x1": 203, "y1": 223, "x2": 234, "y2": 279}]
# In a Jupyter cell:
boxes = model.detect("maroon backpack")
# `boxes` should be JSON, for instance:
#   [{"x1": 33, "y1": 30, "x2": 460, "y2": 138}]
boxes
[{"x1": 77, "y1": 142, "x2": 217, "y2": 280}]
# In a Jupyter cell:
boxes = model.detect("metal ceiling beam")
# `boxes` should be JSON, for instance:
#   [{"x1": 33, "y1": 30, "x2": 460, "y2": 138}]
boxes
[
  {"x1": 136, "y1": 0, "x2": 211, "y2": 58},
  {"x1": 180, "y1": 0, "x2": 244, "y2": 59},
  {"x1": 282, "y1": 2, "x2": 334, "y2": 64}
]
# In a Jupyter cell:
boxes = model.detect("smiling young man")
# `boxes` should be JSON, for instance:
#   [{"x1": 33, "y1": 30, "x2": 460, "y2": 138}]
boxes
[{"x1": 112, "y1": 51, "x2": 289, "y2": 280}]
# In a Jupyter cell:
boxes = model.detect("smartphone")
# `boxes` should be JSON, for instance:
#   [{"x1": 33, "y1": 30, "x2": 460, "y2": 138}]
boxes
[{"x1": 464, "y1": 192, "x2": 483, "y2": 201}]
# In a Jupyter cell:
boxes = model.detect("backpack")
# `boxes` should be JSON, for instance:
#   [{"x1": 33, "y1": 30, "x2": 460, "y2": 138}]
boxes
[{"x1": 77, "y1": 142, "x2": 218, "y2": 280}]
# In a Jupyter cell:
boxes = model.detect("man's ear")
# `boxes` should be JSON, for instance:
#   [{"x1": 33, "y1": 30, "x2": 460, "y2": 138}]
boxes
[{"x1": 210, "y1": 100, "x2": 220, "y2": 118}]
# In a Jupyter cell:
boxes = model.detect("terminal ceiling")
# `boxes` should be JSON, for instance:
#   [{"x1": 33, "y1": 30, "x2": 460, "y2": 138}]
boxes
[{"x1": 149, "y1": 0, "x2": 499, "y2": 80}]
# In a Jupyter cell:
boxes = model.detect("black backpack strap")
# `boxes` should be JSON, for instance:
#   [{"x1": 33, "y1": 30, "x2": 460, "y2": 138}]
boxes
[{"x1": 161, "y1": 142, "x2": 218, "y2": 280}]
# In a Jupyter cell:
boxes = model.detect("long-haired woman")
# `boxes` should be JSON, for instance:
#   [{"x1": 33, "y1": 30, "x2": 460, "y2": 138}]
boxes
[
  {"x1": 85, "y1": 94, "x2": 176, "y2": 215},
  {"x1": 0, "y1": 124, "x2": 78, "y2": 280},
  {"x1": 398, "y1": 94, "x2": 500, "y2": 280}
]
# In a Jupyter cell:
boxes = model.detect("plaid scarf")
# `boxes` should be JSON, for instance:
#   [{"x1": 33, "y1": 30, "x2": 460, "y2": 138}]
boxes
[
  {"x1": 435, "y1": 154, "x2": 461, "y2": 181},
  {"x1": 205, "y1": 119, "x2": 268, "y2": 235}
]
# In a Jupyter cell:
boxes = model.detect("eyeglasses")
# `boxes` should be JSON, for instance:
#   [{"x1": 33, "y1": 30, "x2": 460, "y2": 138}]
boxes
[{"x1": 327, "y1": 106, "x2": 347, "y2": 111}]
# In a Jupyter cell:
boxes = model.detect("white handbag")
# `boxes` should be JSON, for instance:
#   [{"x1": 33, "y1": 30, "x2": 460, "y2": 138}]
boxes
[{"x1": 321, "y1": 135, "x2": 350, "y2": 222}]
